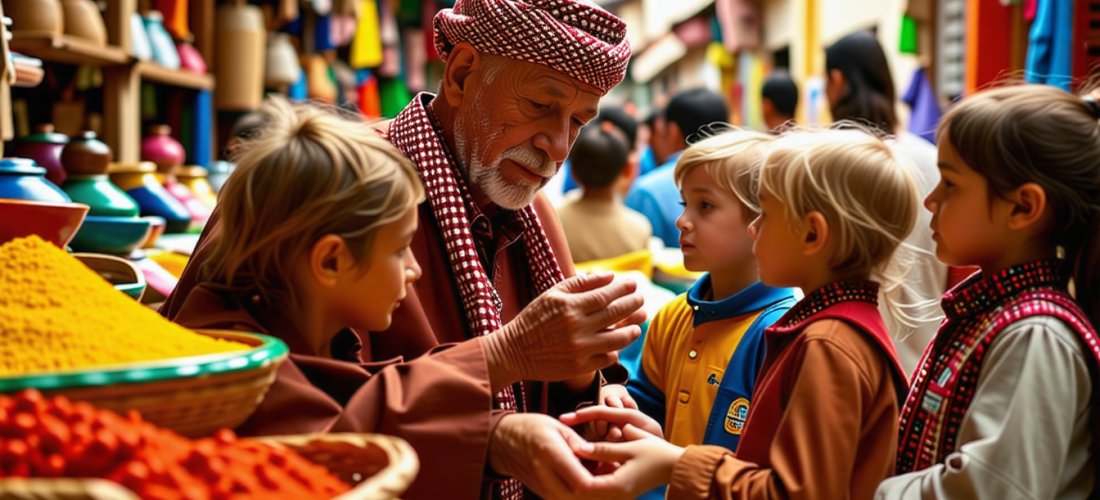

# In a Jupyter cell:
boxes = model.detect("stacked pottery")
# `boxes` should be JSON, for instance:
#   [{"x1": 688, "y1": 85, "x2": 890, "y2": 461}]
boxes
[
  {"x1": 60, "y1": 132, "x2": 152, "y2": 255},
  {"x1": 108, "y1": 161, "x2": 191, "y2": 234},
  {"x1": 175, "y1": 165, "x2": 217, "y2": 209},
  {"x1": 142, "y1": 125, "x2": 210, "y2": 230},
  {"x1": 15, "y1": 124, "x2": 69, "y2": 185},
  {"x1": 0, "y1": 158, "x2": 90, "y2": 248}
]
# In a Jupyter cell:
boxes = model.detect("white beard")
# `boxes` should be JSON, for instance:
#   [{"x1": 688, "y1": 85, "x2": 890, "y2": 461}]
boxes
[{"x1": 453, "y1": 91, "x2": 556, "y2": 210}]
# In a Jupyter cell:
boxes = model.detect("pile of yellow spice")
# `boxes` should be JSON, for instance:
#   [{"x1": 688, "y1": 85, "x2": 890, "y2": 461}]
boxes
[{"x1": 0, "y1": 235, "x2": 247, "y2": 376}]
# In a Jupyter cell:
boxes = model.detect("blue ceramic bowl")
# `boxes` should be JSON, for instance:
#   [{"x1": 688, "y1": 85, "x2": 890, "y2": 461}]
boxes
[
  {"x1": 0, "y1": 158, "x2": 71, "y2": 203},
  {"x1": 69, "y1": 216, "x2": 153, "y2": 255}
]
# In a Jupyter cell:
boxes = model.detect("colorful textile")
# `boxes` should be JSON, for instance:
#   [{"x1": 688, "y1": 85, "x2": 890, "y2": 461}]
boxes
[
  {"x1": 1026, "y1": 0, "x2": 1074, "y2": 90},
  {"x1": 433, "y1": 0, "x2": 631, "y2": 94},
  {"x1": 350, "y1": 0, "x2": 384, "y2": 68},
  {"x1": 896, "y1": 260, "x2": 1100, "y2": 473},
  {"x1": 901, "y1": 68, "x2": 941, "y2": 144}
]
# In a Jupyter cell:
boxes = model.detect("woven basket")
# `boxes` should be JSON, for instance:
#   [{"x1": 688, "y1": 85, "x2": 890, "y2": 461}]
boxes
[
  {"x1": 0, "y1": 330, "x2": 288, "y2": 438},
  {"x1": 0, "y1": 433, "x2": 420, "y2": 500}
]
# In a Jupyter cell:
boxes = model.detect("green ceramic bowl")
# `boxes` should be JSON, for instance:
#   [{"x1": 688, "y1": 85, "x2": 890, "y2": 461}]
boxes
[
  {"x1": 0, "y1": 331, "x2": 289, "y2": 392},
  {"x1": 61, "y1": 174, "x2": 140, "y2": 217},
  {"x1": 69, "y1": 215, "x2": 152, "y2": 255}
]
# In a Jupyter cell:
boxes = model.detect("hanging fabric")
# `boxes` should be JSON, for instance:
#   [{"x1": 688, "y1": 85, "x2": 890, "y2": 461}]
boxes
[
  {"x1": 404, "y1": 27, "x2": 426, "y2": 91},
  {"x1": 358, "y1": 71, "x2": 382, "y2": 118},
  {"x1": 192, "y1": 90, "x2": 213, "y2": 168},
  {"x1": 350, "y1": 0, "x2": 384, "y2": 68},
  {"x1": 901, "y1": 67, "x2": 941, "y2": 144},
  {"x1": 1025, "y1": 0, "x2": 1073, "y2": 90},
  {"x1": 315, "y1": 14, "x2": 336, "y2": 51},
  {"x1": 155, "y1": 0, "x2": 190, "y2": 38}
]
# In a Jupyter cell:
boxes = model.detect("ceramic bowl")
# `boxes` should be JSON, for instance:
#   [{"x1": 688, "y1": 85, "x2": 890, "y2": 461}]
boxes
[
  {"x1": 68, "y1": 215, "x2": 152, "y2": 255},
  {"x1": 0, "y1": 158, "x2": 71, "y2": 203},
  {"x1": 4, "y1": 0, "x2": 64, "y2": 36},
  {"x1": 0, "y1": 199, "x2": 89, "y2": 247},
  {"x1": 141, "y1": 215, "x2": 167, "y2": 248},
  {"x1": 60, "y1": 0, "x2": 108, "y2": 46},
  {"x1": 73, "y1": 253, "x2": 146, "y2": 301}
]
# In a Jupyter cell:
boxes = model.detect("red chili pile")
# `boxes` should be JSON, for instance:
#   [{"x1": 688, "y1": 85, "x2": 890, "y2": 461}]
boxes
[{"x1": 0, "y1": 390, "x2": 352, "y2": 500}]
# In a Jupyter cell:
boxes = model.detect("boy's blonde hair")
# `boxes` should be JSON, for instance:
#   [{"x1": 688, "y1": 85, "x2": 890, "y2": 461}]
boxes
[
  {"x1": 741, "y1": 126, "x2": 923, "y2": 324},
  {"x1": 200, "y1": 97, "x2": 425, "y2": 305},
  {"x1": 673, "y1": 129, "x2": 774, "y2": 220}
]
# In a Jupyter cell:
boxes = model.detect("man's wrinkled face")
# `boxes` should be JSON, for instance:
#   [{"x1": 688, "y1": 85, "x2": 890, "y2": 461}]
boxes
[{"x1": 454, "y1": 56, "x2": 601, "y2": 209}]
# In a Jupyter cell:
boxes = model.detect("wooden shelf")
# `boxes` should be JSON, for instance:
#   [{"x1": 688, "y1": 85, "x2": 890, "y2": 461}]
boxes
[
  {"x1": 135, "y1": 62, "x2": 214, "y2": 90},
  {"x1": 8, "y1": 32, "x2": 129, "y2": 67}
]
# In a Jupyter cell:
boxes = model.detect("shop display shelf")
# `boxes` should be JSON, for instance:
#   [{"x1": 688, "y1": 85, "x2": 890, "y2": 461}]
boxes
[
  {"x1": 8, "y1": 32, "x2": 129, "y2": 67},
  {"x1": 135, "y1": 61, "x2": 215, "y2": 90}
]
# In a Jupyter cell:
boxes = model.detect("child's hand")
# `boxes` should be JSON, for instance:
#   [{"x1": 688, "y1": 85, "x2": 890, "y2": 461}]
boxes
[
  {"x1": 599, "y1": 383, "x2": 637, "y2": 409},
  {"x1": 568, "y1": 424, "x2": 684, "y2": 499},
  {"x1": 560, "y1": 406, "x2": 663, "y2": 443}
]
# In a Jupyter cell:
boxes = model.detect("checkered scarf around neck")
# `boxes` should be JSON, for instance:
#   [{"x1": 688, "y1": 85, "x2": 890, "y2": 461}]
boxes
[
  {"x1": 388, "y1": 95, "x2": 564, "y2": 499},
  {"x1": 434, "y1": 0, "x2": 631, "y2": 95}
]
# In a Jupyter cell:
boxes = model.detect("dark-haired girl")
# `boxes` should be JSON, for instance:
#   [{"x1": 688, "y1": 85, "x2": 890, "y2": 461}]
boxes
[{"x1": 878, "y1": 84, "x2": 1100, "y2": 499}]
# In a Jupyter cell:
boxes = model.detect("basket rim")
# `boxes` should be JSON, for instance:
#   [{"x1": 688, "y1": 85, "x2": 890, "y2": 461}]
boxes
[{"x1": 0, "y1": 330, "x2": 289, "y2": 392}]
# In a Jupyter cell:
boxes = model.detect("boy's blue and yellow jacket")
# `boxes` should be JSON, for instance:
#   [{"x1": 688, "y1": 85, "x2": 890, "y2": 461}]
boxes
[{"x1": 627, "y1": 275, "x2": 797, "y2": 452}]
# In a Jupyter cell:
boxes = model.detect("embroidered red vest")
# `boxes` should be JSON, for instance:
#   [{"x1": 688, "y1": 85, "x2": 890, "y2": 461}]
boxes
[
  {"x1": 735, "y1": 279, "x2": 909, "y2": 464},
  {"x1": 897, "y1": 260, "x2": 1100, "y2": 474}
]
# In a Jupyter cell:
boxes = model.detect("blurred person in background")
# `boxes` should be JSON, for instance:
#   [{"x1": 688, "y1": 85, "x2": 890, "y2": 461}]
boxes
[
  {"x1": 558, "y1": 124, "x2": 652, "y2": 264},
  {"x1": 626, "y1": 89, "x2": 730, "y2": 248},
  {"x1": 762, "y1": 71, "x2": 799, "y2": 132},
  {"x1": 825, "y1": 30, "x2": 946, "y2": 373}
]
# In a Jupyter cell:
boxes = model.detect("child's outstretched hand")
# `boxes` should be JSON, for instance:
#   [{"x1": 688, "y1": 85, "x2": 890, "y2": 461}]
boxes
[
  {"x1": 568, "y1": 424, "x2": 684, "y2": 500},
  {"x1": 600, "y1": 383, "x2": 637, "y2": 409}
]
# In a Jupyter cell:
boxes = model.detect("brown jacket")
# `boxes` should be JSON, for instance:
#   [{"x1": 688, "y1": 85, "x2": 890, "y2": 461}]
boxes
[{"x1": 667, "y1": 303, "x2": 905, "y2": 500}]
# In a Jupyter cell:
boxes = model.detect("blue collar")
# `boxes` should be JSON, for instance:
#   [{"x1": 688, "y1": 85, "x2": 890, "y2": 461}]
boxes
[{"x1": 687, "y1": 275, "x2": 797, "y2": 327}]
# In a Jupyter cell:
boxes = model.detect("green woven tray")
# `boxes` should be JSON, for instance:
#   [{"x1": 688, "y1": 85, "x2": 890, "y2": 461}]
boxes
[{"x1": 0, "y1": 331, "x2": 289, "y2": 392}]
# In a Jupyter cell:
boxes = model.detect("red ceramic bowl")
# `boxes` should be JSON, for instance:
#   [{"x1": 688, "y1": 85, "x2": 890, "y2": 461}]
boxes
[{"x1": 0, "y1": 199, "x2": 90, "y2": 247}]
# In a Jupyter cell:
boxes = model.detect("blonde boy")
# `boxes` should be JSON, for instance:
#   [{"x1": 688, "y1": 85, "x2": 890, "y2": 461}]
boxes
[{"x1": 621, "y1": 131, "x2": 798, "y2": 490}]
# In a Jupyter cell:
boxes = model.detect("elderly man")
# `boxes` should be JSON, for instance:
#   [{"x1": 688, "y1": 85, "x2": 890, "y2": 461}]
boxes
[{"x1": 162, "y1": 1, "x2": 639, "y2": 499}]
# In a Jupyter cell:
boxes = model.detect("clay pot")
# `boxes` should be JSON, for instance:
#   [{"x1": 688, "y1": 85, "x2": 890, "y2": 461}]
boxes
[
  {"x1": 175, "y1": 165, "x2": 217, "y2": 209},
  {"x1": 61, "y1": 174, "x2": 141, "y2": 217},
  {"x1": 145, "y1": 11, "x2": 180, "y2": 70},
  {"x1": 215, "y1": 1, "x2": 266, "y2": 111},
  {"x1": 3, "y1": 0, "x2": 64, "y2": 36},
  {"x1": 61, "y1": 131, "x2": 112, "y2": 175},
  {"x1": 0, "y1": 158, "x2": 71, "y2": 203},
  {"x1": 265, "y1": 32, "x2": 301, "y2": 88},
  {"x1": 130, "y1": 12, "x2": 152, "y2": 61},
  {"x1": 177, "y1": 41, "x2": 206, "y2": 74},
  {"x1": 109, "y1": 162, "x2": 191, "y2": 234},
  {"x1": 60, "y1": 0, "x2": 107, "y2": 46},
  {"x1": 163, "y1": 170, "x2": 210, "y2": 228},
  {"x1": 141, "y1": 125, "x2": 186, "y2": 174},
  {"x1": 15, "y1": 124, "x2": 69, "y2": 185}
]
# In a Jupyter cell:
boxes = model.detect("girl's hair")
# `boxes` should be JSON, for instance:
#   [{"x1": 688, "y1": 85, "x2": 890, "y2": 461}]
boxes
[
  {"x1": 673, "y1": 129, "x2": 775, "y2": 220},
  {"x1": 200, "y1": 97, "x2": 425, "y2": 306},
  {"x1": 825, "y1": 31, "x2": 898, "y2": 132},
  {"x1": 939, "y1": 84, "x2": 1100, "y2": 324},
  {"x1": 748, "y1": 126, "x2": 922, "y2": 320}
]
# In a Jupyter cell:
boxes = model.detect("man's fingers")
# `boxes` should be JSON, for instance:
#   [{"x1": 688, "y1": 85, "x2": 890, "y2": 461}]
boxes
[
  {"x1": 591, "y1": 326, "x2": 641, "y2": 357},
  {"x1": 547, "y1": 427, "x2": 597, "y2": 491},
  {"x1": 606, "y1": 396, "x2": 624, "y2": 409},
  {"x1": 612, "y1": 309, "x2": 649, "y2": 329},
  {"x1": 560, "y1": 406, "x2": 652, "y2": 429},
  {"x1": 587, "y1": 293, "x2": 644, "y2": 328},
  {"x1": 576, "y1": 278, "x2": 639, "y2": 314},
  {"x1": 556, "y1": 272, "x2": 615, "y2": 294}
]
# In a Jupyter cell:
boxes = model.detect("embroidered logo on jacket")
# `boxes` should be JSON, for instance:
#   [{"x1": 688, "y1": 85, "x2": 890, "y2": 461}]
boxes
[
  {"x1": 724, "y1": 398, "x2": 750, "y2": 435},
  {"x1": 707, "y1": 373, "x2": 720, "y2": 386}
]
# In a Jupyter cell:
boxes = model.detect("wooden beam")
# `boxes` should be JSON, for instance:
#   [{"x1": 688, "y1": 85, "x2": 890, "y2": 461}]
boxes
[{"x1": 104, "y1": 66, "x2": 141, "y2": 162}]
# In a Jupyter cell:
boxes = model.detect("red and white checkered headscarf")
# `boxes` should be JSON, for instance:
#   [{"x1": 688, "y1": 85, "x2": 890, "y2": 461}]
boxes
[{"x1": 434, "y1": 0, "x2": 631, "y2": 95}]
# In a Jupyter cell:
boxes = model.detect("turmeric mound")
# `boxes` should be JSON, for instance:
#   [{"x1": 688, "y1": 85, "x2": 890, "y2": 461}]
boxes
[{"x1": 0, "y1": 235, "x2": 247, "y2": 376}]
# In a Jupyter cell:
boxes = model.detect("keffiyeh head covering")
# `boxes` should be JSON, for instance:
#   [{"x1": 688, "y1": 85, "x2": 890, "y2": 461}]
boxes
[{"x1": 433, "y1": 0, "x2": 632, "y2": 95}]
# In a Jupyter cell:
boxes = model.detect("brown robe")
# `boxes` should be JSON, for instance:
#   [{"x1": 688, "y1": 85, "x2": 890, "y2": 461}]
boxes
[{"x1": 173, "y1": 286, "x2": 494, "y2": 499}]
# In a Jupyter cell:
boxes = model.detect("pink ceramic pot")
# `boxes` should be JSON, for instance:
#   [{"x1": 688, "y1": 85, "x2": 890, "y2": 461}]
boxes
[
  {"x1": 163, "y1": 175, "x2": 210, "y2": 228},
  {"x1": 177, "y1": 41, "x2": 207, "y2": 74},
  {"x1": 141, "y1": 125, "x2": 186, "y2": 173}
]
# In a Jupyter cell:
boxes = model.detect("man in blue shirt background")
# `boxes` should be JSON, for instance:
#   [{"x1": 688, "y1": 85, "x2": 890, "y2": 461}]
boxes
[{"x1": 625, "y1": 89, "x2": 729, "y2": 248}]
